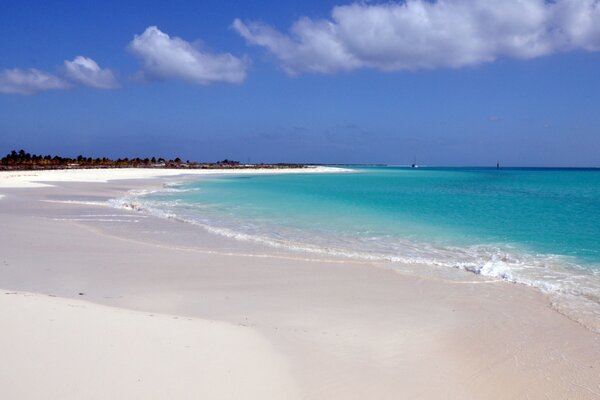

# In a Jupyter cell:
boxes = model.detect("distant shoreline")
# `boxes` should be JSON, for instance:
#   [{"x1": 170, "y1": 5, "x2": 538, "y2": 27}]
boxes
[
  {"x1": 0, "y1": 149, "x2": 311, "y2": 171},
  {"x1": 0, "y1": 163, "x2": 309, "y2": 171},
  {"x1": 0, "y1": 166, "x2": 347, "y2": 189}
]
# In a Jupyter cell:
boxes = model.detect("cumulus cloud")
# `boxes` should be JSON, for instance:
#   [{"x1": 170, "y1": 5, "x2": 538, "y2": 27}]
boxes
[
  {"x1": 63, "y1": 56, "x2": 119, "y2": 88},
  {"x1": 233, "y1": 0, "x2": 600, "y2": 75},
  {"x1": 128, "y1": 26, "x2": 248, "y2": 84},
  {"x1": 1, "y1": 56, "x2": 116, "y2": 95},
  {"x1": 0, "y1": 68, "x2": 70, "y2": 95}
]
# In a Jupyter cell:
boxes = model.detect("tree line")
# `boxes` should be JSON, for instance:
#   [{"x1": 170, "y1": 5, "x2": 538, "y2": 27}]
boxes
[
  {"x1": 0, "y1": 150, "x2": 302, "y2": 170},
  {"x1": 0, "y1": 149, "x2": 189, "y2": 168}
]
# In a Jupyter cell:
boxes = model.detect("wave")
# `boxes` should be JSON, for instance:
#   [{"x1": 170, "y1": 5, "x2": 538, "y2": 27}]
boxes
[{"x1": 108, "y1": 192, "x2": 600, "y2": 333}]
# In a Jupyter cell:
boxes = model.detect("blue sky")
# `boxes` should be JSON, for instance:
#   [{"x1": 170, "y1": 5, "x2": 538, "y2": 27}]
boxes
[{"x1": 1, "y1": 0, "x2": 599, "y2": 166}]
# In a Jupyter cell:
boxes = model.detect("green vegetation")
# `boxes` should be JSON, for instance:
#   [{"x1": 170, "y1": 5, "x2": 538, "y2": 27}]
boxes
[{"x1": 0, "y1": 149, "x2": 304, "y2": 170}]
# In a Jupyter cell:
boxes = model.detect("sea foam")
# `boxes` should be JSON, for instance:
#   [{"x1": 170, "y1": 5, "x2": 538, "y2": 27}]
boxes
[{"x1": 107, "y1": 168, "x2": 600, "y2": 333}]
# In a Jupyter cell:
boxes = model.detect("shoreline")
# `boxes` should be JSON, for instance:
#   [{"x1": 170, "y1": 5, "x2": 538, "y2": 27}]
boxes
[
  {"x1": 0, "y1": 166, "x2": 348, "y2": 188},
  {"x1": 1, "y1": 169, "x2": 599, "y2": 398},
  {"x1": 107, "y1": 170, "x2": 600, "y2": 335}
]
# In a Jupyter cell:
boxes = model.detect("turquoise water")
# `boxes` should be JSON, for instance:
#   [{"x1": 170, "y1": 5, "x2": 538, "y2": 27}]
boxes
[
  {"x1": 149, "y1": 167, "x2": 600, "y2": 262},
  {"x1": 120, "y1": 167, "x2": 600, "y2": 325}
]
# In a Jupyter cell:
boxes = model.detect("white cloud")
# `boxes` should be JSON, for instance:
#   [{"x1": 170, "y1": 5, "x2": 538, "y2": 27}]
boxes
[
  {"x1": 63, "y1": 56, "x2": 119, "y2": 89},
  {"x1": 233, "y1": 0, "x2": 600, "y2": 75},
  {"x1": 0, "y1": 68, "x2": 70, "y2": 95},
  {"x1": 128, "y1": 26, "x2": 248, "y2": 84}
]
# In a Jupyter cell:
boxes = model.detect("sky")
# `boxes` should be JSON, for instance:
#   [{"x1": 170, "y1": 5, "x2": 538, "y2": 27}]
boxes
[{"x1": 1, "y1": 0, "x2": 599, "y2": 166}]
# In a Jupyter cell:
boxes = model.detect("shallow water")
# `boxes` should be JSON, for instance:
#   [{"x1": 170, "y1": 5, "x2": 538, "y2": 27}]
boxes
[{"x1": 115, "y1": 167, "x2": 600, "y2": 329}]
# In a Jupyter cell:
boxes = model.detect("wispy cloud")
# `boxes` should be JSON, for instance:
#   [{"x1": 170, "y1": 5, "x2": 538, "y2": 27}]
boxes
[
  {"x1": 0, "y1": 68, "x2": 70, "y2": 95},
  {"x1": 233, "y1": 0, "x2": 600, "y2": 75},
  {"x1": 128, "y1": 26, "x2": 249, "y2": 85},
  {"x1": 1, "y1": 56, "x2": 117, "y2": 95},
  {"x1": 63, "y1": 56, "x2": 119, "y2": 89}
]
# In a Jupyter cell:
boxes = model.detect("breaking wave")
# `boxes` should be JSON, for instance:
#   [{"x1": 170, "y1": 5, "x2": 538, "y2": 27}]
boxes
[{"x1": 108, "y1": 191, "x2": 600, "y2": 332}]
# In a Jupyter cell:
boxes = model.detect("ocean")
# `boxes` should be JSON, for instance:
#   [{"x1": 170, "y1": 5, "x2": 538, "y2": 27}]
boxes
[{"x1": 117, "y1": 167, "x2": 600, "y2": 328}]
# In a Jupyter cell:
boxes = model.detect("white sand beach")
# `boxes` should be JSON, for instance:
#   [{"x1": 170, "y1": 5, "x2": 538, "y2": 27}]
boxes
[
  {"x1": 0, "y1": 166, "x2": 344, "y2": 188},
  {"x1": 0, "y1": 291, "x2": 296, "y2": 400},
  {"x1": 0, "y1": 168, "x2": 599, "y2": 399}
]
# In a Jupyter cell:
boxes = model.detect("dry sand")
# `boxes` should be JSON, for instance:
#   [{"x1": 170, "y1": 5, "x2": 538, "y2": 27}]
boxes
[
  {"x1": 0, "y1": 166, "x2": 344, "y2": 188},
  {"x1": 0, "y1": 169, "x2": 599, "y2": 399},
  {"x1": 0, "y1": 291, "x2": 296, "y2": 400}
]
